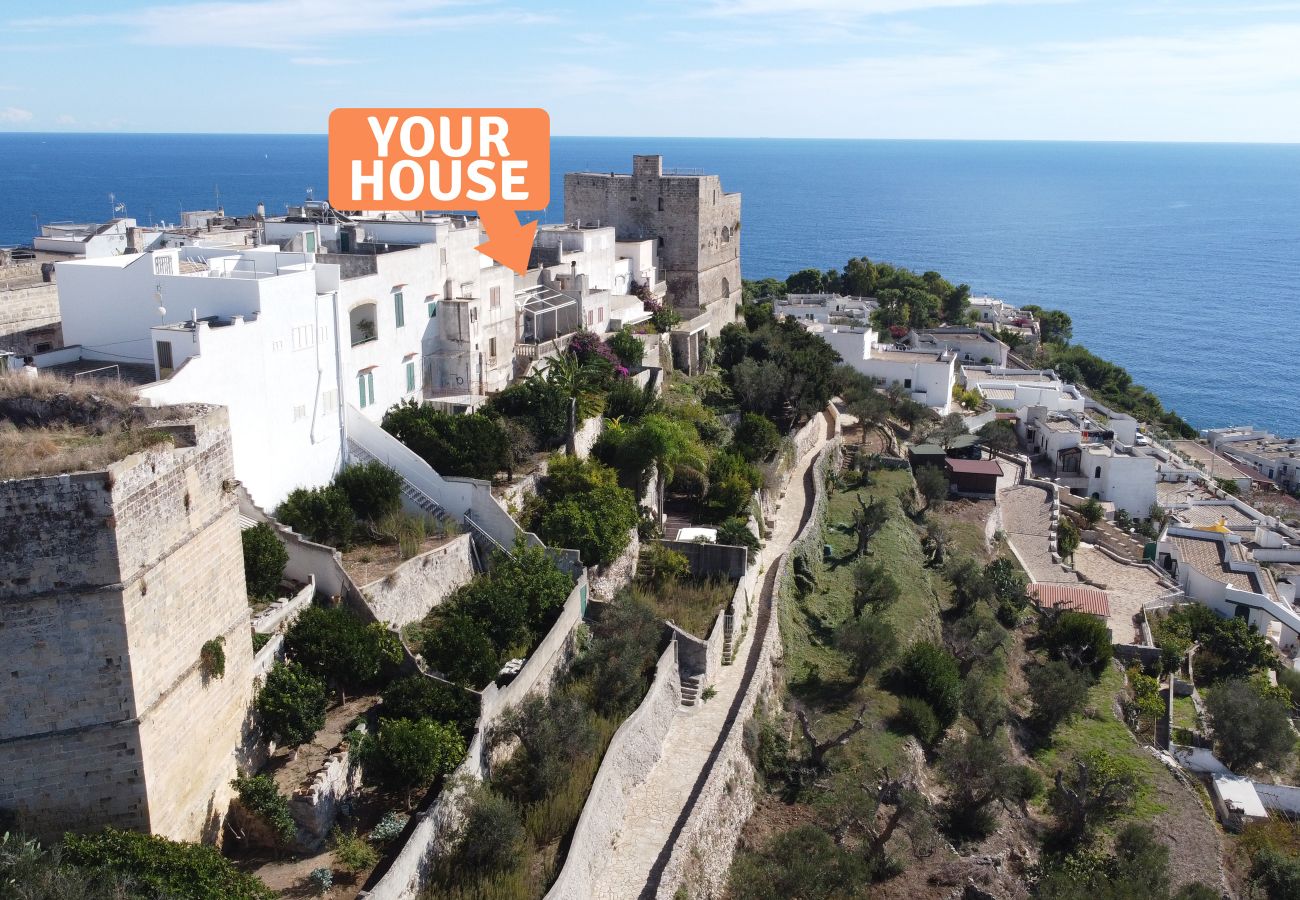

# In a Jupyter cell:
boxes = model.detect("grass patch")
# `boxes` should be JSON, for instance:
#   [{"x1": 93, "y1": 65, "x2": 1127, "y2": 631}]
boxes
[
  {"x1": 1172, "y1": 694, "x2": 1199, "y2": 732},
  {"x1": 1035, "y1": 665, "x2": 1167, "y2": 822},
  {"x1": 773, "y1": 467, "x2": 944, "y2": 770},
  {"x1": 628, "y1": 577, "x2": 735, "y2": 639}
]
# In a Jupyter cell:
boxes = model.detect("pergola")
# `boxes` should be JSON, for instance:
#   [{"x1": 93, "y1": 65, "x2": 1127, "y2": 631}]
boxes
[{"x1": 517, "y1": 285, "x2": 577, "y2": 343}]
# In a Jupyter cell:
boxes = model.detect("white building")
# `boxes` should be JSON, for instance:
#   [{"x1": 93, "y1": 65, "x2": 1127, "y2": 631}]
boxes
[
  {"x1": 1021, "y1": 406, "x2": 1159, "y2": 517},
  {"x1": 1157, "y1": 523, "x2": 1300, "y2": 661},
  {"x1": 962, "y1": 366, "x2": 1085, "y2": 414},
  {"x1": 777, "y1": 293, "x2": 877, "y2": 326},
  {"x1": 813, "y1": 323, "x2": 956, "y2": 412},
  {"x1": 907, "y1": 327, "x2": 1010, "y2": 367},
  {"x1": 1205, "y1": 426, "x2": 1300, "y2": 491}
]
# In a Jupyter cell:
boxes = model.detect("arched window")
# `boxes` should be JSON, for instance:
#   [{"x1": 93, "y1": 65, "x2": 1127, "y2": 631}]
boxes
[
  {"x1": 1091, "y1": 492, "x2": 1100, "y2": 500},
  {"x1": 722, "y1": 277, "x2": 730, "y2": 299},
  {"x1": 721, "y1": 225, "x2": 731, "y2": 244},
  {"x1": 1094, "y1": 466, "x2": 1102, "y2": 478},
  {"x1": 349, "y1": 301, "x2": 378, "y2": 346}
]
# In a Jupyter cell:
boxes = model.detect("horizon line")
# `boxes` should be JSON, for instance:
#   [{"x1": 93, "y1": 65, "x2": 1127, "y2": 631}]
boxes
[{"x1": 1, "y1": 131, "x2": 1299, "y2": 147}]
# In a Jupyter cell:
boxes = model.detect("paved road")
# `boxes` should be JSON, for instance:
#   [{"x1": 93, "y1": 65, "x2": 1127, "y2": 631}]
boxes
[{"x1": 588, "y1": 430, "x2": 830, "y2": 900}]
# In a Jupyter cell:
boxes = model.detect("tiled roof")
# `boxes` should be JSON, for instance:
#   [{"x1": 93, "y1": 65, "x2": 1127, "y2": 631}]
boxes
[
  {"x1": 1169, "y1": 534, "x2": 1258, "y2": 593},
  {"x1": 1029, "y1": 583, "x2": 1110, "y2": 617}
]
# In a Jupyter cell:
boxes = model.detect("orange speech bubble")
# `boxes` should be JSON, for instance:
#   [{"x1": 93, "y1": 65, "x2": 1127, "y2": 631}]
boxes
[{"x1": 327, "y1": 108, "x2": 550, "y2": 211}]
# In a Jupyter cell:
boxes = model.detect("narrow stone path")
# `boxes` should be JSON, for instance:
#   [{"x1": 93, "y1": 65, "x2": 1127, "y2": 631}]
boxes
[{"x1": 588, "y1": 430, "x2": 830, "y2": 900}]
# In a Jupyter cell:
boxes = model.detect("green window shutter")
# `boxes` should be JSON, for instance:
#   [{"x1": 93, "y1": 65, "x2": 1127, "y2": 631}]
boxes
[
  {"x1": 394, "y1": 291, "x2": 405, "y2": 328},
  {"x1": 406, "y1": 360, "x2": 416, "y2": 393},
  {"x1": 427, "y1": 300, "x2": 437, "y2": 318},
  {"x1": 358, "y1": 373, "x2": 368, "y2": 408},
  {"x1": 367, "y1": 372, "x2": 375, "y2": 405}
]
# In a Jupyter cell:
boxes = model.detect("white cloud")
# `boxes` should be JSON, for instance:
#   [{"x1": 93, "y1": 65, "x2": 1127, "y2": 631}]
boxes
[
  {"x1": 0, "y1": 106, "x2": 33, "y2": 123},
  {"x1": 10, "y1": 0, "x2": 555, "y2": 51},
  {"x1": 289, "y1": 56, "x2": 360, "y2": 66},
  {"x1": 55, "y1": 114, "x2": 76, "y2": 125},
  {"x1": 698, "y1": 0, "x2": 1071, "y2": 16}
]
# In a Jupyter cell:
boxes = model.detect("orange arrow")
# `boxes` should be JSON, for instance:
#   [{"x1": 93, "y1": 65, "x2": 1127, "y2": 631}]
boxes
[{"x1": 476, "y1": 203, "x2": 538, "y2": 275}]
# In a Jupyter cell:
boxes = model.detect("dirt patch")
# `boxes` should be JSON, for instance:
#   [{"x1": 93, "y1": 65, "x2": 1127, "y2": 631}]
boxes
[
  {"x1": 340, "y1": 533, "x2": 456, "y2": 588},
  {"x1": 263, "y1": 696, "x2": 377, "y2": 796}
]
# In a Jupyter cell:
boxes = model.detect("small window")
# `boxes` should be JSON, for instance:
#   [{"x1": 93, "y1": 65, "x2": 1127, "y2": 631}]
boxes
[
  {"x1": 427, "y1": 300, "x2": 437, "y2": 319},
  {"x1": 488, "y1": 337, "x2": 497, "y2": 360},
  {"x1": 405, "y1": 360, "x2": 416, "y2": 393},
  {"x1": 657, "y1": 196, "x2": 664, "y2": 211},
  {"x1": 1094, "y1": 466, "x2": 1102, "y2": 478},
  {"x1": 721, "y1": 225, "x2": 731, "y2": 244},
  {"x1": 489, "y1": 286, "x2": 501, "y2": 309},
  {"x1": 357, "y1": 371, "x2": 375, "y2": 408},
  {"x1": 304, "y1": 232, "x2": 317, "y2": 253},
  {"x1": 155, "y1": 340, "x2": 174, "y2": 373},
  {"x1": 440, "y1": 248, "x2": 447, "y2": 265},
  {"x1": 394, "y1": 290, "x2": 405, "y2": 328},
  {"x1": 903, "y1": 378, "x2": 912, "y2": 389}
]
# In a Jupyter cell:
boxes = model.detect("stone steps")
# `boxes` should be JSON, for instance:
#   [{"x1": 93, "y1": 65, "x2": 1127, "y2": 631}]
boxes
[{"x1": 680, "y1": 674, "x2": 703, "y2": 707}]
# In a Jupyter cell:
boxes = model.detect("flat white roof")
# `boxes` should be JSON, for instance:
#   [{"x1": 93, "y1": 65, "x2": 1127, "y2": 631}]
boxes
[
  {"x1": 1213, "y1": 774, "x2": 1268, "y2": 818},
  {"x1": 676, "y1": 527, "x2": 718, "y2": 542}
]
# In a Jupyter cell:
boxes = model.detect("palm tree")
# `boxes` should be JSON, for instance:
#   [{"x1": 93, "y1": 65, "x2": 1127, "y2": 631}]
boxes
[{"x1": 538, "y1": 353, "x2": 604, "y2": 456}]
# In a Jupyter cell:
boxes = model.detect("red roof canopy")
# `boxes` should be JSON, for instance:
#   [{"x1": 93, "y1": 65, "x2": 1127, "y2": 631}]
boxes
[{"x1": 1028, "y1": 583, "x2": 1110, "y2": 617}]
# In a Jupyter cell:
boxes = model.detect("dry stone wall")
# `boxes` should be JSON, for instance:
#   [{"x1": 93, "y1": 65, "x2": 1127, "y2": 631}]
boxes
[
  {"x1": 656, "y1": 439, "x2": 839, "y2": 899},
  {"x1": 361, "y1": 534, "x2": 475, "y2": 627},
  {"x1": 545, "y1": 643, "x2": 681, "y2": 899}
]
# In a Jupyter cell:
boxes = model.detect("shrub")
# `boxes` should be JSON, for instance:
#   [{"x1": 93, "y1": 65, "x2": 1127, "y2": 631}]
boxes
[
  {"x1": 895, "y1": 696, "x2": 942, "y2": 745},
  {"x1": 1028, "y1": 659, "x2": 1091, "y2": 739},
  {"x1": 284, "y1": 605, "x2": 403, "y2": 692},
  {"x1": 276, "y1": 484, "x2": 355, "y2": 548},
  {"x1": 717, "y1": 517, "x2": 760, "y2": 557},
  {"x1": 364, "y1": 718, "x2": 465, "y2": 794},
  {"x1": 252, "y1": 630, "x2": 272, "y2": 653},
  {"x1": 1205, "y1": 679, "x2": 1297, "y2": 772},
  {"x1": 484, "y1": 378, "x2": 570, "y2": 449},
  {"x1": 607, "y1": 327, "x2": 645, "y2": 369},
  {"x1": 231, "y1": 773, "x2": 296, "y2": 845},
  {"x1": 241, "y1": 522, "x2": 288, "y2": 600},
  {"x1": 62, "y1": 828, "x2": 275, "y2": 900},
  {"x1": 835, "y1": 616, "x2": 898, "y2": 680},
  {"x1": 728, "y1": 825, "x2": 869, "y2": 900},
  {"x1": 1253, "y1": 847, "x2": 1300, "y2": 900},
  {"x1": 639, "y1": 543, "x2": 690, "y2": 587},
  {"x1": 584, "y1": 592, "x2": 663, "y2": 717},
  {"x1": 255, "y1": 661, "x2": 328, "y2": 746},
  {"x1": 604, "y1": 377, "x2": 657, "y2": 423},
  {"x1": 891, "y1": 641, "x2": 962, "y2": 729},
  {"x1": 199, "y1": 637, "x2": 225, "y2": 680},
  {"x1": 333, "y1": 461, "x2": 402, "y2": 521},
  {"x1": 421, "y1": 610, "x2": 500, "y2": 688},
  {"x1": 538, "y1": 481, "x2": 638, "y2": 566},
  {"x1": 369, "y1": 811, "x2": 409, "y2": 843},
  {"x1": 732, "y1": 413, "x2": 781, "y2": 462},
  {"x1": 309, "y1": 867, "x2": 333, "y2": 894},
  {"x1": 492, "y1": 693, "x2": 598, "y2": 800},
  {"x1": 380, "y1": 676, "x2": 479, "y2": 737},
  {"x1": 1042, "y1": 611, "x2": 1115, "y2": 678},
  {"x1": 381, "y1": 401, "x2": 508, "y2": 480},
  {"x1": 330, "y1": 827, "x2": 378, "y2": 873},
  {"x1": 705, "y1": 451, "x2": 762, "y2": 520},
  {"x1": 455, "y1": 786, "x2": 524, "y2": 874}
]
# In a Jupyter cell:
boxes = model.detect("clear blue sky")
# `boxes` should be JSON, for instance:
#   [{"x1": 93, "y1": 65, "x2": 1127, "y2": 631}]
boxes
[{"x1": 4, "y1": 0, "x2": 1300, "y2": 141}]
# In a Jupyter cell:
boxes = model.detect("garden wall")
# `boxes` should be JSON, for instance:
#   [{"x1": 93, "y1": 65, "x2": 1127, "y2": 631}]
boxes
[
  {"x1": 656, "y1": 539, "x2": 749, "y2": 580},
  {"x1": 545, "y1": 642, "x2": 681, "y2": 899},
  {"x1": 360, "y1": 533, "x2": 475, "y2": 627},
  {"x1": 656, "y1": 438, "x2": 840, "y2": 899},
  {"x1": 288, "y1": 739, "x2": 365, "y2": 850},
  {"x1": 589, "y1": 527, "x2": 640, "y2": 602},
  {"x1": 359, "y1": 574, "x2": 589, "y2": 900}
]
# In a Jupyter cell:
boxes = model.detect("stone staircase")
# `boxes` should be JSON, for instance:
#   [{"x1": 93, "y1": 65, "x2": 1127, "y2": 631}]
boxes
[{"x1": 680, "y1": 674, "x2": 704, "y2": 708}]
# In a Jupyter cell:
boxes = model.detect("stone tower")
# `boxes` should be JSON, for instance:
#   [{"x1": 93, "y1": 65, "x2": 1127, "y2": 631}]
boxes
[
  {"x1": 0, "y1": 402, "x2": 254, "y2": 842},
  {"x1": 564, "y1": 154, "x2": 742, "y2": 336}
]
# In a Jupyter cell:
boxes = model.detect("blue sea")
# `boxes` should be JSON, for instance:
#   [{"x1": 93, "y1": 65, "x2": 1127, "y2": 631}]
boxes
[{"x1": 1, "y1": 133, "x2": 1296, "y2": 435}]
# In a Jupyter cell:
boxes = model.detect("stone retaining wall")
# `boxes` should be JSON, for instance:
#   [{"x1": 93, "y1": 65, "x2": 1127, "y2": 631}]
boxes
[
  {"x1": 361, "y1": 534, "x2": 475, "y2": 627},
  {"x1": 589, "y1": 527, "x2": 640, "y2": 602},
  {"x1": 359, "y1": 575, "x2": 588, "y2": 900},
  {"x1": 655, "y1": 439, "x2": 840, "y2": 898},
  {"x1": 544, "y1": 642, "x2": 681, "y2": 899}
]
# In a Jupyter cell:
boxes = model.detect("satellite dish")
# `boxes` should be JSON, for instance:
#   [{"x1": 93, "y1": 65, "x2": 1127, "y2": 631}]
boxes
[{"x1": 157, "y1": 306, "x2": 167, "y2": 318}]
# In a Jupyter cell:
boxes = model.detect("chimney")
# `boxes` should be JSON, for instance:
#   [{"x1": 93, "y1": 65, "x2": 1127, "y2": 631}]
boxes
[{"x1": 126, "y1": 227, "x2": 145, "y2": 254}]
